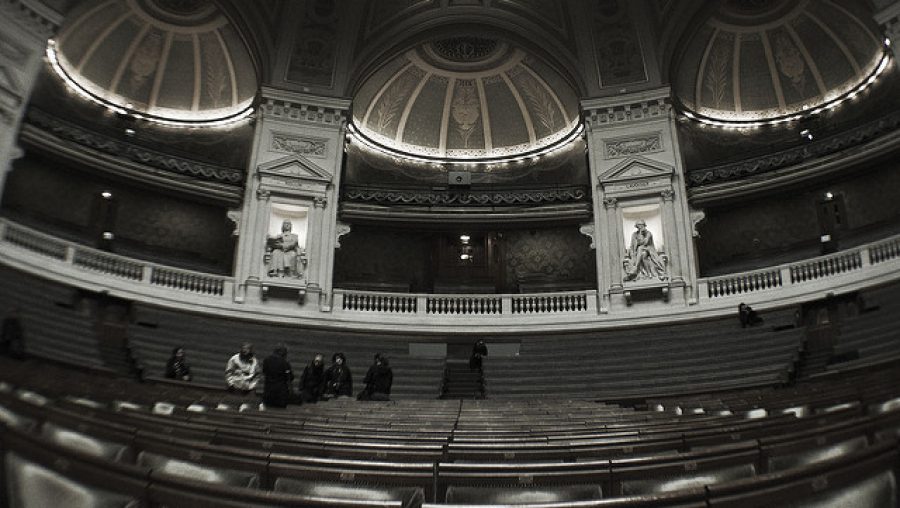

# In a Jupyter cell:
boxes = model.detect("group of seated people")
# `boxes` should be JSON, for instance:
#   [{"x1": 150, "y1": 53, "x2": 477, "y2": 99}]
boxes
[{"x1": 165, "y1": 343, "x2": 393, "y2": 408}]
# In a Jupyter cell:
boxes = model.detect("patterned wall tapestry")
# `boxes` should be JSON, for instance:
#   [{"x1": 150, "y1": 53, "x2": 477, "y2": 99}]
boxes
[
  {"x1": 696, "y1": 161, "x2": 900, "y2": 275},
  {"x1": 502, "y1": 228, "x2": 595, "y2": 288},
  {"x1": 2, "y1": 157, "x2": 234, "y2": 273},
  {"x1": 333, "y1": 227, "x2": 432, "y2": 292}
]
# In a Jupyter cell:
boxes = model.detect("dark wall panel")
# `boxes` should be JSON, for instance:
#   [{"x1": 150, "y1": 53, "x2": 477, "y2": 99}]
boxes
[
  {"x1": 1, "y1": 154, "x2": 235, "y2": 274},
  {"x1": 697, "y1": 162, "x2": 900, "y2": 276}
]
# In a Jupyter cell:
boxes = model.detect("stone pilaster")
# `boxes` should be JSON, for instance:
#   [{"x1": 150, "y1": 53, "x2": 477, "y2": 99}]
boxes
[
  {"x1": 233, "y1": 87, "x2": 349, "y2": 310},
  {"x1": 0, "y1": 0, "x2": 62, "y2": 198},
  {"x1": 582, "y1": 86, "x2": 698, "y2": 310},
  {"x1": 875, "y1": 1, "x2": 900, "y2": 61}
]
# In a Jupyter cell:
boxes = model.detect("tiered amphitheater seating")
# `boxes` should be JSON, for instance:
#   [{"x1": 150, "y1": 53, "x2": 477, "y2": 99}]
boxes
[
  {"x1": 823, "y1": 282, "x2": 900, "y2": 373},
  {"x1": 0, "y1": 266, "x2": 108, "y2": 372},
  {"x1": 1, "y1": 356, "x2": 899, "y2": 507},
  {"x1": 483, "y1": 308, "x2": 803, "y2": 400},
  {"x1": 128, "y1": 305, "x2": 445, "y2": 399}
]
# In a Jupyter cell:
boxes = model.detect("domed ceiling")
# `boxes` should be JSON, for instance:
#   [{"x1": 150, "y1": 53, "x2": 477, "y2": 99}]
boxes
[
  {"x1": 51, "y1": 0, "x2": 257, "y2": 123},
  {"x1": 352, "y1": 37, "x2": 580, "y2": 160},
  {"x1": 674, "y1": 0, "x2": 886, "y2": 123}
]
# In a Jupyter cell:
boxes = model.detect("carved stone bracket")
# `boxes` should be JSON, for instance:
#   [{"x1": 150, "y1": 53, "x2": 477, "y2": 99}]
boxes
[
  {"x1": 256, "y1": 188, "x2": 271, "y2": 200},
  {"x1": 661, "y1": 189, "x2": 675, "y2": 201},
  {"x1": 579, "y1": 223, "x2": 596, "y2": 249},
  {"x1": 313, "y1": 196, "x2": 327, "y2": 208},
  {"x1": 690, "y1": 208, "x2": 706, "y2": 238},
  {"x1": 603, "y1": 197, "x2": 618, "y2": 209},
  {"x1": 335, "y1": 222, "x2": 351, "y2": 249},
  {"x1": 227, "y1": 210, "x2": 241, "y2": 237}
]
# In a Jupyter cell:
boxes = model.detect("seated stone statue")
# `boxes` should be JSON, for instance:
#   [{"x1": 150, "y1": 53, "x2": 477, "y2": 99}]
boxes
[
  {"x1": 266, "y1": 220, "x2": 305, "y2": 278},
  {"x1": 623, "y1": 220, "x2": 668, "y2": 282}
]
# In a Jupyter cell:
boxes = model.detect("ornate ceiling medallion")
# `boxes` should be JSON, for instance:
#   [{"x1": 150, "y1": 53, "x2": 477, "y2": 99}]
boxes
[{"x1": 431, "y1": 37, "x2": 499, "y2": 63}]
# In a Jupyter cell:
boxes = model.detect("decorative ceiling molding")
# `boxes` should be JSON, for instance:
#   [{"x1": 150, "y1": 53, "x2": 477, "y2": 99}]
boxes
[
  {"x1": 343, "y1": 185, "x2": 588, "y2": 207},
  {"x1": 24, "y1": 107, "x2": 244, "y2": 186},
  {"x1": 688, "y1": 109, "x2": 900, "y2": 205}
]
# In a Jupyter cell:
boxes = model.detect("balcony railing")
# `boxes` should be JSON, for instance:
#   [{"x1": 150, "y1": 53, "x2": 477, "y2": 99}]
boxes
[
  {"x1": 2, "y1": 217, "x2": 899, "y2": 329},
  {"x1": 0, "y1": 220, "x2": 230, "y2": 298}
]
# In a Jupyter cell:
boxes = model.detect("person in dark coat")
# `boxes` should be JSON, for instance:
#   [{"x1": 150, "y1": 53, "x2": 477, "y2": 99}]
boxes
[
  {"x1": 358, "y1": 353, "x2": 393, "y2": 401},
  {"x1": 0, "y1": 307, "x2": 25, "y2": 360},
  {"x1": 299, "y1": 353, "x2": 326, "y2": 403},
  {"x1": 164, "y1": 346, "x2": 192, "y2": 381},
  {"x1": 324, "y1": 352, "x2": 352, "y2": 399},
  {"x1": 469, "y1": 339, "x2": 488, "y2": 370},
  {"x1": 738, "y1": 303, "x2": 763, "y2": 328},
  {"x1": 262, "y1": 344, "x2": 293, "y2": 408}
]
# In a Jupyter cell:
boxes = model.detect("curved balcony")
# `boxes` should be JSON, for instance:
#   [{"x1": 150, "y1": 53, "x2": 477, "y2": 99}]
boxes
[{"x1": 1, "y1": 217, "x2": 898, "y2": 334}]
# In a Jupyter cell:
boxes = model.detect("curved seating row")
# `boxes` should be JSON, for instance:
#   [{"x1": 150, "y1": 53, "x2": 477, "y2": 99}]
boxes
[{"x1": 2, "y1": 359, "x2": 900, "y2": 506}]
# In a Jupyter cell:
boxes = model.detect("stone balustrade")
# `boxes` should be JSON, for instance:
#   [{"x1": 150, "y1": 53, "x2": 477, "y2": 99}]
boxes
[{"x1": 1, "y1": 217, "x2": 899, "y2": 332}]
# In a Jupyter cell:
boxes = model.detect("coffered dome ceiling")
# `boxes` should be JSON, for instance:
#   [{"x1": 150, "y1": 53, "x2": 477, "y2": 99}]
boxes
[
  {"x1": 352, "y1": 37, "x2": 580, "y2": 160},
  {"x1": 674, "y1": 0, "x2": 887, "y2": 122},
  {"x1": 51, "y1": 0, "x2": 257, "y2": 123}
]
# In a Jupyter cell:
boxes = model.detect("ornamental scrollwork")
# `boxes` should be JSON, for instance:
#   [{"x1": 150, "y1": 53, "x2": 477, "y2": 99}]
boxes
[{"x1": 342, "y1": 186, "x2": 588, "y2": 206}]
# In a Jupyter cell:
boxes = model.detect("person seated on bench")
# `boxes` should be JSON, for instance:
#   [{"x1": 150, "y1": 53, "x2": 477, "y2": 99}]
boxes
[
  {"x1": 323, "y1": 352, "x2": 352, "y2": 399},
  {"x1": 165, "y1": 346, "x2": 192, "y2": 381},
  {"x1": 225, "y1": 342, "x2": 261, "y2": 394},
  {"x1": 358, "y1": 353, "x2": 393, "y2": 401},
  {"x1": 299, "y1": 353, "x2": 326, "y2": 403},
  {"x1": 738, "y1": 303, "x2": 763, "y2": 328}
]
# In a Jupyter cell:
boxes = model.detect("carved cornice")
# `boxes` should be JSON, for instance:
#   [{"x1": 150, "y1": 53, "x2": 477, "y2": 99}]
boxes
[
  {"x1": 688, "y1": 110, "x2": 900, "y2": 187},
  {"x1": 25, "y1": 109, "x2": 244, "y2": 185},
  {"x1": 582, "y1": 88, "x2": 672, "y2": 128},
  {"x1": 0, "y1": 0, "x2": 61, "y2": 39},
  {"x1": 259, "y1": 87, "x2": 350, "y2": 127},
  {"x1": 340, "y1": 202, "x2": 591, "y2": 224},
  {"x1": 342, "y1": 185, "x2": 589, "y2": 207}
]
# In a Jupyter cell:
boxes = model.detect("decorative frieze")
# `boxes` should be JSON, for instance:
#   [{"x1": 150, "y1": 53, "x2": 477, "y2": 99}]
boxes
[
  {"x1": 688, "y1": 109, "x2": 900, "y2": 186},
  {"x1": 335, "y1": 222, "x2": 351, "y2": 249},
  {"x1": 25, "y1": 109, "x2": 244, "y2": 184},
  {"x1": 342, "y1": 185, "x2": 588, "y2": 206},
  {"x1": 603, "y1": 133, "x2": 662, "y2": 159},
  {"x1": 271, "y1": 133, "x2": 328, "y2": 158}
]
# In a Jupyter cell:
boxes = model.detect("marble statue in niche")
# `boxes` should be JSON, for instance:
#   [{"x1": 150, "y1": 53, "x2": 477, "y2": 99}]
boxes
[
  {"x1": 265, "y1": 220, "x2": 307, "y2": 278},
  {"x1": 623, "y1": 220, "x2": 668, "y2": 281}
]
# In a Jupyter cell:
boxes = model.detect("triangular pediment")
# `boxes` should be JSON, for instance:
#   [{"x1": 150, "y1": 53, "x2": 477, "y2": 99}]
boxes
[
  {"x1": 258, "y1": 154, "x2": 331, "y2": 183},
  {"x1": 599, "y1": 156, "x2": 674, "y2": 183}
]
